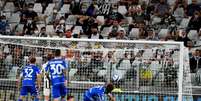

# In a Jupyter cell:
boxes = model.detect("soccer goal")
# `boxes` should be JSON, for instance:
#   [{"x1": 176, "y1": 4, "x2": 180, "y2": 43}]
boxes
[{"x1": 0, "y1": 36, "x2": 192, "y2": 101}]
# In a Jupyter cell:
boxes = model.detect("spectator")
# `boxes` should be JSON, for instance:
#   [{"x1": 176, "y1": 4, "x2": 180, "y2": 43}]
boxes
[
  {"x1": 116, "y1": 30, "x2": 128, "y2": 40},
  {"x1": 108, "y1": 20, "x2": 125, "y2": 38},
  {"x1": 55, "y1": 17, "x2": 66, "y2": 37},
  {"x1": 160, "y1": 13, "x2": 176, "y2": 26},
  {"x1": 22, "y1": 17, "x2": 38, "y2": 36},
  {"x1": 65, "y1": 28, "x2": 73, "y2": 38},
  {"x1": 133, "y1": 5, "x2": 149, "y2": 24},
  {"x1": 38, "y1": 27, "x2": 48, "y2": 37},
  {"x1": 154, "y1": 0, "x2": 170, "y2": 17},
  {"x1": 78, "y1": 16, "x2": 99, "y2": 35},
  {"x1": 47, "y1": 8, "x2": 61, "y2": 24},
  {"x1": 0, "y1": 16, "x2": 10, "y2": 35},
  {"x1": 88, "y1": 26, "x2": 103, "y2": 39},
  {"x1": 190, "y1": 50, "x2": 201, "y2": 73},
  {"x1": 33, "y1": 27, "x2": 39, "y2": 36},
  {"x1": 70, "y1": 0, "x2": 82, "y2": 15},
  {"x1": 173, "y1": 0, "x2": 187, "y2": 14},
  {"x1": 85, "y1": 3, "x2": 97, "y2": 16},
  {"x1": 176, "y1": 29, "x2": 192, "y2": 47},
  {"x1": 186, "y1": 0, "x2": 201, "y2": 16},
  {"x1": 13, "y1": 0, "x2": 27, "y2": 12},
  {"x1": 20, "y1": 3, "x2": 38, "y2": 24},
  {"x1": 126, "y1": 5, "x2": 136, "y2": 17},
  {"x1": 146, "y1": 29, "x2": 158, "y2": 40},
  {"x1": 107, "y1": 5, "x2": 125, "y2": 23},
  {"x1": 187, "y1": 11, "x2": 201, "y2": 31}
]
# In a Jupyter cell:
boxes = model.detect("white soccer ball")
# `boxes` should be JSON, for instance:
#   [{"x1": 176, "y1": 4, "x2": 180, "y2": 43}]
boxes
[{"x1": 112, "y1": 74, "x2": 120, "y2": 82}]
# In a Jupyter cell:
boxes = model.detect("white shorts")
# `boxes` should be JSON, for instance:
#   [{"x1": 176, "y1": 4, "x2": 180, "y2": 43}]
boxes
[{"x1": 43, "y1": 88, "x2": 50, "y2": 96}]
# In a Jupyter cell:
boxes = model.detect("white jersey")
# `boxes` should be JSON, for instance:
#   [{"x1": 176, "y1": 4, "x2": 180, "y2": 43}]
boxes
[{"x1": 42, "y1": 62, "x2": 50, "y2": 89}]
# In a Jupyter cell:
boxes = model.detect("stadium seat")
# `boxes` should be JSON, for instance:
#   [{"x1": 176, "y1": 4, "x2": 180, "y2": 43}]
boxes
[
  {"x1": 3, "y1": 12, "x2": 11, "y2": 19},
  {"x1": 73, "y1": 26, "x2": 83, "y2": 34},
  {"x1": 142, "y1": 49, "x2": 153, "y2": 59},
  {"x1": 188, "y1": 30, "x2": 198, "y2": 40},
  {"x1": 179, "y1": 18, "x2": 191, "y2": 28},
  {"x1": 60, "y1": 4, "x2": 70, "y2": 14},
  {"x1": 96, "y1": 16, "x2": 105, "y2": 25},
  {"x1": 8, "y1": 13, "x2": 20, "y2": 23},
  {"x1": 118, "y1": 6, "x2": 127, "y2": 15},
  {"x1": 152, "y1": 17, "x2": 161, "y2": 25},
  {"x1": 129, "y1": 28, "x2": 139, "y2": 39},
  {"x1": 101, "y1": 27, "x2": 110, "y2": 37},
  {"x1": 126, "y1": 17, "x2": 133, "y2": 24},
  {"x1": 174, "y1": 7, "x2": 184, "y2": 18},
  {"x1": 44, "y1": 3, "x2": 55, "y2": 15},
  {"x1": 158, "y1": 29, "x2": 168, "y2": 38},
  {"x1": 37, "y1": 24, "x2": 46, "y2": 31},
  {"x1": 65, "y1": 25, "x2": 73, "y2": 31},
  {"x1": 46, "y1": 25, "x2": 55, "y2": 34},
  {"x1": 3, "y1": 2, "x2": 15, "y2": 12},
  {"x1": 66, "y1": 15, "x2": 77, "y2": 25},
  {"x1": 167, "y1": 0, "x2": 176, "y2": 6},
  {"x1": 34, "y1": 3, "x2": 43, "y2": 14}
]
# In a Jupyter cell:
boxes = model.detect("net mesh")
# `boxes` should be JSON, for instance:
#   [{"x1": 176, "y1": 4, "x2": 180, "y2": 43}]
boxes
[{"x1": 0, "y1": 36, "x2": 192, "y2": 100}]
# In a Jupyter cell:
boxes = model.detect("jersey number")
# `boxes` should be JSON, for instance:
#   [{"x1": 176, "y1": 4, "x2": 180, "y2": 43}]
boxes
[
  {"x1": 25, "y1": 68, "x2": 33, "y2": 78},
  {"x1": 50, "y1": 64, "x2": 65, "y2": 75}
]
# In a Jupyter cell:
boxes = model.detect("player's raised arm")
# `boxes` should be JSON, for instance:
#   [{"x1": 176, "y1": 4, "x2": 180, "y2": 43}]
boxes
[
  {"x1": 63, "y1": 59, "x2": 69, "y2": 86},
  {"x1": 36, "y1": 70, "x2": 42, "y2": 91}
]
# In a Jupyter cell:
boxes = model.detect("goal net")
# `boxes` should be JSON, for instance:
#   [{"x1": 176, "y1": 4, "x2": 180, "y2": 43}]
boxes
[{"x1": 0, "y1": 36, "x2": 192, "y2": 101}]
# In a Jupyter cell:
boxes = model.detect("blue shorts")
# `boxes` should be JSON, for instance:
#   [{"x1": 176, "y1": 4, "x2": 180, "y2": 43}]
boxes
[
  {"x1": 20, "y1": 86, "x2": 38, "y2": 96},
  {"x1": 52, "y1": 84, "x2": 67, "y2": 98}
]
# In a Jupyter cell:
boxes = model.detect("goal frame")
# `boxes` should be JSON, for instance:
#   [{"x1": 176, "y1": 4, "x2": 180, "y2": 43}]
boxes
[{"x1": 0, "y1": 35, "x2": 185, "y2": 101}]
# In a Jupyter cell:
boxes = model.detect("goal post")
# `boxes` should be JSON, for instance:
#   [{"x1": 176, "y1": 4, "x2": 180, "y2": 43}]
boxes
[{"x1": 0, "y1": 35, "x2": 192, "y2": 101}]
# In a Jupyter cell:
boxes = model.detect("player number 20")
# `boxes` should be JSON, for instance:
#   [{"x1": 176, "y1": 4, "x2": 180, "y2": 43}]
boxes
[{"x1": 50, "y1": 64, "x2": 65, "y2": 75}]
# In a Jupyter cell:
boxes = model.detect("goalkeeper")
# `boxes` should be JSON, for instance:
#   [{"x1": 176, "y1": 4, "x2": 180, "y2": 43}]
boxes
[{"x1": 83, "y1": 83, "x2": 115, "y2": 101}]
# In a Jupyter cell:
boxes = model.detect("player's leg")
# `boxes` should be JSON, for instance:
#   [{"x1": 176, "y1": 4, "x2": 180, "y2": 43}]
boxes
[
  {"x1": 43, "y1": 76, "x2": 51, "y2": 101},
  {"x1": 52, "y1": 85, "x2": 61, "y2": 101},
  {"x1": 18, "y1": 86, "x2": 28, "y2": 101},
  {"x1": 60, "y1": 84, "x2": 67, "y2": 101},
  {"x1": 18, "y1": 86, "x2": 27, "y2": 101},
  {"x1": 43, "y1": 88, "x2": 50, "y2": 101},
  {"x1": 30, "y1": 86, "x2": 40, "y2": 101}
]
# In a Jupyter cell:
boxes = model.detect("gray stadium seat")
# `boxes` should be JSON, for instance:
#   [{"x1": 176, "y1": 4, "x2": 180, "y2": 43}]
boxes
[
  {"x1": 188, "y1": 30, "x2": 198, "y2": 40},
  {"x1": 129, "y1": 28, "x2": 140, "y2": 39},
  {"x1": 8, "y1": 13, "x2": 20, "y2": 23},
  {"x1": 34, "y1": 3, "x2": 43, "y2": 14},
  {"x1": 3, "y1": 2, "x2": 15, "y2": 12}
]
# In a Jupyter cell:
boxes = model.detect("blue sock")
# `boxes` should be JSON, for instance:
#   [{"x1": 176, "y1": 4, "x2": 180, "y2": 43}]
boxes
[{"x1": 18, "y1": 99, "x2": 23, "y2": 101}]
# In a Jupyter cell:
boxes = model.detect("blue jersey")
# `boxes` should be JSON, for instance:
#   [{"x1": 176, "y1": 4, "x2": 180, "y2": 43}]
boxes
[
  {"x1": 45, "y1": 58, "x2": 68, "y2": 86},
  {"x1": 21, "y1": 64, "x2": 41, "y2": 86},
  {"x1": 84, "y1": 86, "x2": 106, "y2": 101}
]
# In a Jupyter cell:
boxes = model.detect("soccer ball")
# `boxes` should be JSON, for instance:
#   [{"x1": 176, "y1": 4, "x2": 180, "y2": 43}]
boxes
[{"x1": 112, "y1": 74, "x2": 120, "y2": 82}]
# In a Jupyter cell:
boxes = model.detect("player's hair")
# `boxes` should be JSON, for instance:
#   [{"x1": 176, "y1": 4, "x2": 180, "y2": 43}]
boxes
[
  {"x1": 29, "y1": 57, "x2": 36, "y2": 64},
  {"x1": 47, "y1": 52, "x2": 53, "y2": 61},
  {"x1": 67, "y1": 95, "x2": 74, "y2": 100},
  {"x1": 54, "y1": 49, "x2": 61, "y2": 57},
  {"x1": 105, "y1": 83, "x2": 114, "y2": 94}
]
